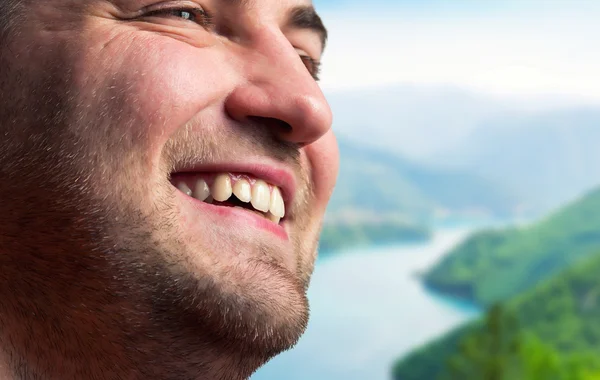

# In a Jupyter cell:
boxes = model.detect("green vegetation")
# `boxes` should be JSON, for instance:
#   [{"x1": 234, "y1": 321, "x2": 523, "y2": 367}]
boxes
[
  {"x1": 438, "y1": 306, "x2": 600, "y2": 380},
  {"x1": 316, "y1": 137, "x2": 522, "y2": 253},
  {"x1": 318, "y1": 220, "x2": 431, "y2": 255},
  {"x1": 328, "y1": 139, "x2": 431, "y2": 225},
  {"x1": 319, "y1": 137, "x2": 522, "y2": 253},
  {"x1": 425, "y1": 187, "x2": 600, "y2": 306},
  {"x1": 327, "y1": 138, "x2": 521, "y2": 227},
  {"x1": 393, "y1": 251, "x2": 600, "y2": 380}
]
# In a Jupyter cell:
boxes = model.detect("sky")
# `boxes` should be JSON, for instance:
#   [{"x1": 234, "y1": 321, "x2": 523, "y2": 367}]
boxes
[{"x1": 312, "y1": 0, "x2": 600, "y2": 104}]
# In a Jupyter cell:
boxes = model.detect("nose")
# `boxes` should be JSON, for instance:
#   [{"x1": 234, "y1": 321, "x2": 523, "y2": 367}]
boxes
[{"x1": 224, "y1": 29, "x2": 333, "y2": 146}]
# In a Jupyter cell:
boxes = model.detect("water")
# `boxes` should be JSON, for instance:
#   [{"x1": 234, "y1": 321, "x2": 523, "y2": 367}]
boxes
[{"x1": 252, "y1": 228, "x2": 482, "y2": 380}]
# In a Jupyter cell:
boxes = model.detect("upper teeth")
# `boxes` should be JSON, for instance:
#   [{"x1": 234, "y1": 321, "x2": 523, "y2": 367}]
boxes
[{"x1": 173, "y1": 173, "x2": 285, "y2": 224}]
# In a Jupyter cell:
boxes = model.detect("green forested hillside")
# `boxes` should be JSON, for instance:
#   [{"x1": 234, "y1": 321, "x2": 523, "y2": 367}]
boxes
[
  {"x1": 329, "y1": 138, "x2": 520, "y2": 225},
  {"x1": 318, "y1": 137, "x2": 521, "y2": 253},
  {"x1": 424, "y1": 187, "x2": 600, "y2": 306},
  {"x1": 393, "y1": 252, "x2": 600, "y2": 380},
  {"x1": 318, "y1": 220, "x2": 431, "y2": 255}
]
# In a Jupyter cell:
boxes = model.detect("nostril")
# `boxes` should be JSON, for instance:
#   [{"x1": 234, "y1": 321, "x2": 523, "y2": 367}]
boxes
[{"x1": 249, "y1": 116, "x2": 292, "y2": 134}]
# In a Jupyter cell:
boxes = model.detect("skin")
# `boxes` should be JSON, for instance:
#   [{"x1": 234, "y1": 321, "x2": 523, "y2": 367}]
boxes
[{"x1": 0, "y1": 0, "x2": 339, "y2": 379}]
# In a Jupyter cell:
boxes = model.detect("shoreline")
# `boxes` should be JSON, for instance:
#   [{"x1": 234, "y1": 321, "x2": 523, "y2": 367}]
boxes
[{"x1": 421, "y1": 283, "x2": 483, "y2": 315}]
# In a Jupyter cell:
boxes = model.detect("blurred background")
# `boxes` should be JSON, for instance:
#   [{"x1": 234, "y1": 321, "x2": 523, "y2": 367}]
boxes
[{"x1": 253, "y1": 0, "x2": 600, "y2": 379}]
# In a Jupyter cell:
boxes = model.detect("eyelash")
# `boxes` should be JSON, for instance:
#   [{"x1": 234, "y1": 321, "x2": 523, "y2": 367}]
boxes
[
  {"x1": 141, "y1": 6, "x2": 321, "y2": 81},
  {"x1": 300, "y1": 55, "x2": 321, "y2": 81},
  {"x1": 143, "y1": 6, "x2": 213, "y2": 28}
]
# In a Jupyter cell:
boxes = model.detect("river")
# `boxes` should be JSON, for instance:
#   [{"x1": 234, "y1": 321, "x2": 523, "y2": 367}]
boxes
[{"x1": 251, "y1": 227, "x2": 482, "y2": 380}]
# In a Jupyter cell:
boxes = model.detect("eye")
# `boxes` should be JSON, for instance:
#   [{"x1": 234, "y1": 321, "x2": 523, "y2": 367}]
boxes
[
  {"x1": 299, "y1": 55, "x2": 321, "y2": 81},
  {"x1": 142, "y1": 5, "x2": 213, "y2": 28}
]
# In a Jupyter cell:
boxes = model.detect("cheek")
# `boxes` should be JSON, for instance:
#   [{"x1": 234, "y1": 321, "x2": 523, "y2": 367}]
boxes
[
  {"x1": 74, "y1": 32, "x2": 235, "y2": 152},
  {"x1": 304, "y1": 130, "x2": 339, "y2": 210}
]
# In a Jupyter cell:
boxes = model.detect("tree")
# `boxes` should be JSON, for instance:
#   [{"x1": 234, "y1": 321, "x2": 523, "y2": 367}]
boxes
[{"x1": 439, "y1": 304, "x2": 600, "y2": 380}]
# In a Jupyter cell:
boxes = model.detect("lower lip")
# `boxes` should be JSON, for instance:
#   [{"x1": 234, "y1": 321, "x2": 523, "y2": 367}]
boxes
[{"x1": 173, "y1": 187, "x2": 289, "y2": 240}]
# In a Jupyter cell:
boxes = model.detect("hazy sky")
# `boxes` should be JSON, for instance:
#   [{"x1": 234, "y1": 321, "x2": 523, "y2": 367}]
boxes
[{"x1": 313, "y1": 0, "x2": 600, "y2": 103}]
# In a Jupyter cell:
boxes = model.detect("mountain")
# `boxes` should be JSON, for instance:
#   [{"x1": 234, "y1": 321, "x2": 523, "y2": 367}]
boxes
[
  {"x1": 432, "y1": 108, "x2": 600, "y2": 212},
  {"x1": 326, "y1": 85, "x2": 515, "y2": 160},
  {"x1": 325, "y1": 84, "x2": 586, "y2": 161},
  {"x1": 326, "y1": 137, "x2": 522, "y2": 225},
  {"x1": 424, "y1": 186, "x2": 600, "y2": 307},
  {"x1": 392, "y1": 251, "x2": 600, "y2": 380},
  {"x1": 318, "y1": 137, "x2": 522, "y2": 253},
  {"x1": 327, "y1": 84, "x2": 600, "y2": 214},
  {"x1": 318, "y1": 221, "x2": 431, "y2": 255}
]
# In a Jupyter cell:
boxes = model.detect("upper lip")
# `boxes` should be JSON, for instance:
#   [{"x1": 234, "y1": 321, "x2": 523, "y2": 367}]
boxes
[{"x1": 170, "y1": 161, "x2": 297, "y2": 210}]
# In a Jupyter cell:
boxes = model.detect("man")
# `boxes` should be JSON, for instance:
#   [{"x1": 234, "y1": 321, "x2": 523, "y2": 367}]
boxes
[{"x1": 0, "y1": 0, "x2": 339, "y2": 378}]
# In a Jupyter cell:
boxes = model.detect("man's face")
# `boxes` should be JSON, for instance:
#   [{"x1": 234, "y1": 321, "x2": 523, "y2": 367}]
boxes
[{"x1": 0, "y1": 0, "x2": 337, "y2": 377}]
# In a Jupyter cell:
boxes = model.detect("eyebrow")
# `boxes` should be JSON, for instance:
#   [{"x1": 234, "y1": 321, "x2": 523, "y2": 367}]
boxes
[
  {"x1": 218, "y1": 1, "x2": 328, "y2": 51},
  {"x1": 286, "y1": 6, "x2": 328, "y2": 51}
]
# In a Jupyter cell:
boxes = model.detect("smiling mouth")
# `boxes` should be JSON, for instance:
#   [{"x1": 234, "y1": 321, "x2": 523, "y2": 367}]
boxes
[{"x1": 170, "y1": 172, "x2": 286, "y2": 225}]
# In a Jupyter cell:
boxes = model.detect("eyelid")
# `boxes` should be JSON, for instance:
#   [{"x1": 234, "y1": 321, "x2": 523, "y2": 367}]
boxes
[
  {"x1": 299, "y1": 55, "x2": 321, "y2": 81},
  {"x1": 295, "y1": 48, "x2": 321, "y2": 81},
  {"x1": 139, "y1": 1, "x2": 207, "y2": 14},
  {"x1": 137, "y1": 1, "x2": 213, "y2": 27}
]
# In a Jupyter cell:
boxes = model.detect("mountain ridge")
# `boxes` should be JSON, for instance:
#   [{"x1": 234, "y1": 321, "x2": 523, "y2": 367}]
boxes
[
  {"x1": 393, "y1": 249, "x2": 600, "y2": 380},
  {"x1": 327, "y1": 137, "x2": 522, "y2": 225},
  {"x1": 424, "y1": 186, "x2": 600, "y2": 307}
]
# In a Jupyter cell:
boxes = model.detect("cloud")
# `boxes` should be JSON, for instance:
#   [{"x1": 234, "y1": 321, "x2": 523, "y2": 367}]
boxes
[{"x1": 315, "y1": 1, "x2": 600, "y2": 103}]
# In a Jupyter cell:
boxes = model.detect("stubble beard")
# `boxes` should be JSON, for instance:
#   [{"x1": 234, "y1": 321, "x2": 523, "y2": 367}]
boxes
[{"x1": 0, "y1": 48, "x2": 318, "y2": 380}]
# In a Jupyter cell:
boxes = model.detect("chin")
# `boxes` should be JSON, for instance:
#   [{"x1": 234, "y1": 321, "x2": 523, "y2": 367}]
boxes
[
  {"x1": 204, "y1": 251, "x2": 311, "y2": 350},
  {"x1": 144, "y1": 239, "x2": 311, "y2": 355}
]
